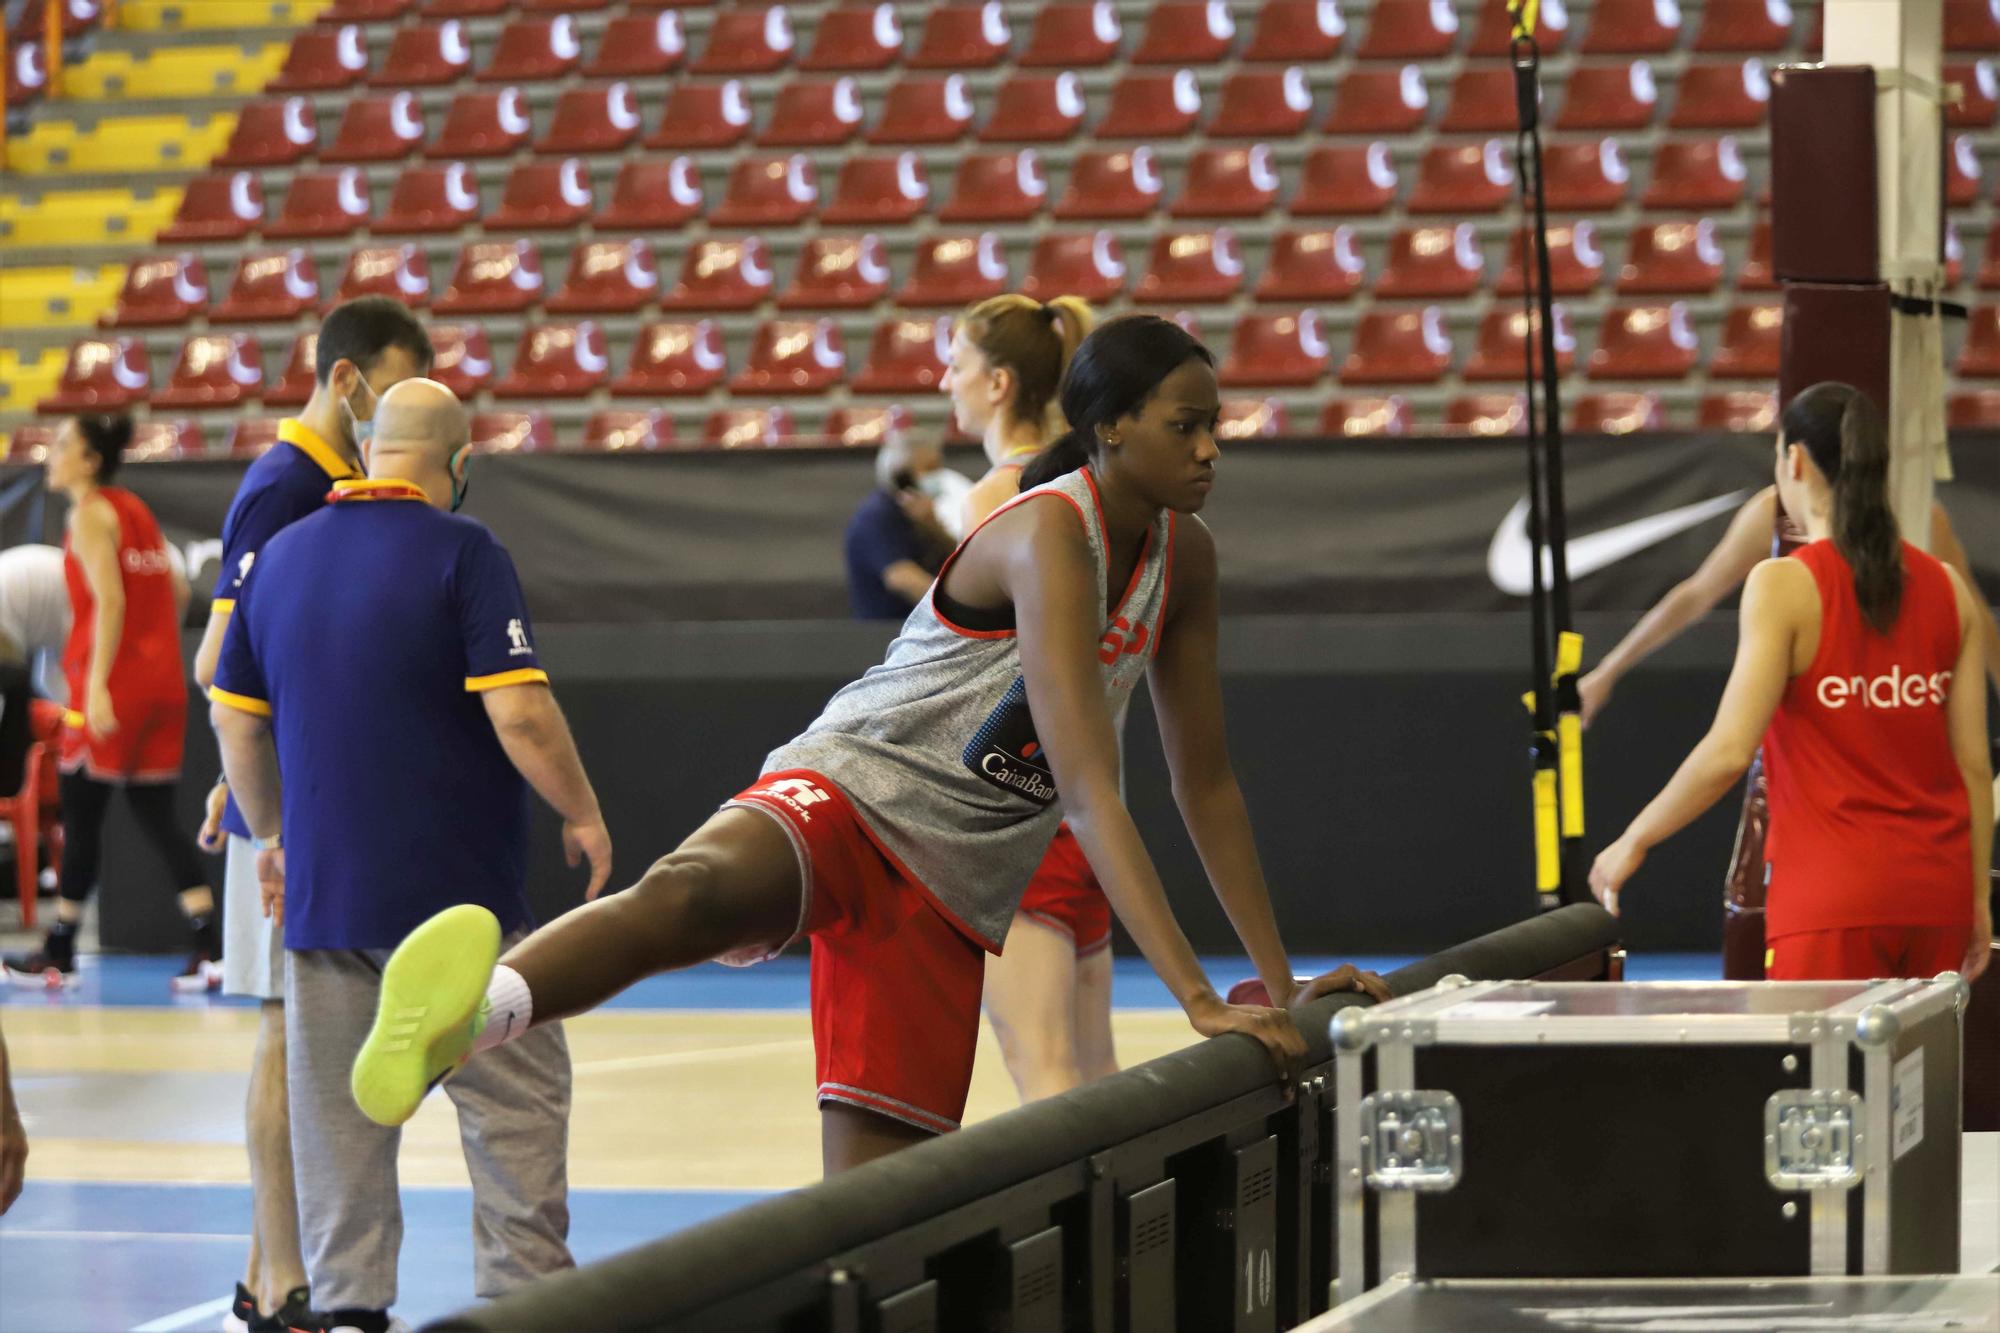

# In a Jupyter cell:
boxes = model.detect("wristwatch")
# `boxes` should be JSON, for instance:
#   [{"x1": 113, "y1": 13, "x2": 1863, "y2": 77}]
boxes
[{"x1": 252, "y1": 833, "x2": 282, "y2": 852}]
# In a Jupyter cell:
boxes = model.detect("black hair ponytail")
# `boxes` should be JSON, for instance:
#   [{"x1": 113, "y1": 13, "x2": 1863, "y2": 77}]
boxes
[
  {"x1": 1782, "y1": 382, "x2": 1901, "y2": 633},
  {"x1": 1017, "y1": 425, "x2": 1093, "y2": 491},
  {"x1": 1014, "y1": 314, "x2": 1215, "y2": 492}
]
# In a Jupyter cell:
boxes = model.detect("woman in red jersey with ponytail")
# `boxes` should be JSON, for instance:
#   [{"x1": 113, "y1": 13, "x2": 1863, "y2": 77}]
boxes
[{"x1": 1592, "y1": 383, "x2": 1992, "y2": 982}]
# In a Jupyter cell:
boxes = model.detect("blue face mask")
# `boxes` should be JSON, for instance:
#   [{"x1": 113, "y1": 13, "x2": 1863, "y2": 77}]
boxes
[{"x1": 449, "y1": 444, "x2": 471, "y2": 513}]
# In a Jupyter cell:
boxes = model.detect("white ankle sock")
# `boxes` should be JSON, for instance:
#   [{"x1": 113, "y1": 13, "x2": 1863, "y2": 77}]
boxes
[{"x1": 473, "y1": 965, "x2": 532, "y2": 1053}]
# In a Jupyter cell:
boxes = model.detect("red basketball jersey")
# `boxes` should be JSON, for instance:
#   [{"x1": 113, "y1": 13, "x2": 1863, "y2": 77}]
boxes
[{"x1": 63, "y1": 486, "x2": 185, "y2": 708}]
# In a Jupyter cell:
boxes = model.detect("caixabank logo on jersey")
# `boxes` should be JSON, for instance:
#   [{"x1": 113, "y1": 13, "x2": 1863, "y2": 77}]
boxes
[{"x1": 963, "y1": 676, "x2": 1058, "y2": 806}]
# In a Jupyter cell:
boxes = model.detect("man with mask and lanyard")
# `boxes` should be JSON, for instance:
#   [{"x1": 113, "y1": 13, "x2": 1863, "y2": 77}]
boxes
[{"x1": 191, "y1": 297, "x2": 432, "y2": 1333}]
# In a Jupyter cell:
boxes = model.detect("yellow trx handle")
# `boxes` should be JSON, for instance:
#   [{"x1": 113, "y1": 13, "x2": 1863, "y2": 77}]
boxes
[
  {"x1": 1508, "y1": 0, "x2": 1542, "y2": 39},
  {"x1": 1532, "y1": 762, "x2": 1560, "y2": 893},
  {"x1": 1555, "y1": 630, "x2": 1585, "y2": 839}
]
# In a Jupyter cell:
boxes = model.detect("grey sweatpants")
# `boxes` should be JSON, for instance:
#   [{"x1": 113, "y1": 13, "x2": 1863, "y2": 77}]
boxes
[{"x1": 286, "y1": 944, "x2": 574, "y2": 1312}]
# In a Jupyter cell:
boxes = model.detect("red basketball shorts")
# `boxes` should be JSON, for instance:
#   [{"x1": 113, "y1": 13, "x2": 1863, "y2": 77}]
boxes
[
  {"x1": 1765, "y1": 925, "x2": 1970, "y2": 981},
  {"x1": 1015, "y1": 824, "x2": 1112, "y2": 956},
  {"x1": 58, "y1": 690, "x2": 185, "y2": 784}
]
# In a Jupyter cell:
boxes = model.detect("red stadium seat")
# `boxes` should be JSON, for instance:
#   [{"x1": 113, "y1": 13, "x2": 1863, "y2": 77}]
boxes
[
  {"x1": 664, "y1": 238, "x2": 776, "y2": 310},
  {"x1": 711, "y1": 155, "x2": 819, "y2": 226},
  {"x1": 127, "y1": 419, "x2": 206, "y2": 462},
  {"x1": 1440, "y1": 67, "x2": 1525, "y2": 134},
  {"x1": 1946, "y1": 135, "x2": 1982, "y2": 208},
  {"x1": 705, "y1": 408, "x2": 797, "y2": 449},
  {"x1": 732, "y1": 318, "x2": 847, "y2": 393},
  {"x1": 323, "y1": 92, "x2": 426, "y2": 164},
  {"x1": 1737, "y1": 216, "x2": 1776, "y2": 290},
  {"x1": 1588, "y1": 303, "x2": 1700, "y2": 379},
  {"x1": 1377, "y1": 223, "x2": 1485, "y2": 298},
  {"x1": 1340, "y1": 307, "x2": 1454, "y2": 384},
  {"x1": 1556, "y1": 61, "x2": 1659, "y2": 130},
  {"x1": 615, "y1": 320, "x2": 729, "y2": 396},
  {"x1": 597, "y1": 158, "x2": 705, "y2": 231},
  {"x1": 821, "y1": 405, "x2": 913, "y2": 448},
  {"x1": 1947, "y1": 390, "x2": 2000, "y2": 427},
  {"x1": 1694, "y1": 0, "x2": 1792, "y2": 50},
  {"x1": 1406, "y1": 140, "x2": 1515, "y2": 213},
  {"x1": 899, "y1": 232, "x2": 1011, "y2": 305},
  {"x1": 824, "y1": 152, "x2": 932, "y2": 223},
  {"x1": 216, "y1": 98, "x2": 319, "y2": 168},
  {"x1": 264, "y1": 334, "x2": 317, "y2": 407},
  {"x1": 647, "y1": 80, "x2": 754, "y2": 150},
  {"x1": 869, "y1": 74, "x2": 978, "y2": 143},
  {"x1": 376, "y1": 162, "x2": 482, "y2": 234},
  {"x1": 1, "y1": 423, "x2": 57, "y2": 462},
  {"x1": 1020, "y1": 3, "x2": 1122, "y2": 67},
  {"x1": 225, "y1": 417, "x2": 285, "y2": 458},
  {"x1": 270, "y1": 25, "x2": 370, "y2": 93},
  {"x1": 370, "y1": 22, "x2": 472, "y2": 87},
  {"x1": 1980, "y1": 226, "x2": 2000, "y2": 289},
  {"x1": 494, "y1": 321, "x2": 611, "y2": 399},
  {"x1": 1055, "y1": 147, "x2": 1164, "y2": 219},
  {"x1": 427, "y1": 325, "x2": 497, "y2": 398},
  {"x1": 1570, "y1": 390, "x2": 1666, "y2": 433},
  {"x1": 9, "y1": 0, "x2": 101, "y2": 37},
  {"x1": 1323, "y1": 64, "x2": 1428, "y2": 134},
  {"x1": 1132, "y1": 1, "x2": 1237, "y2": 63},
  {"x1": 909, "y1": 2, "x2": 1012, "y2": 68},
  {"x1": 940, "y1": 150, "x2": 1049, "y2": 221},
  {"x1": 480, "y1": 15, "x2": 584, "y2": 82},
  {"x1": 852, "y1": 317, "x2": 953, "y2": 392},
  {"x1": 522, "y1": 0, "x2": 612, "y2": 12},
  {"x1": 1255, "y1": 227, "x2": 1364, "y2": 301},
  {"x1": 328, "y1": 244, "x2": 431, "y2": 309},
  {"x1": 154, "y1": 334, "x2": 264, "y2": 410},
  {"x1": 1291, "y1": 143, "x2": 1399, "y2": 215},
  {"x1": 267, "y1": 168, "x2": 374, "y2": 240},
  {"x1": 692, "y1": 6, "x2": 796, "y2": 74},
  {"x1": 1543, "y1": 139, "x2": 1632, "y2": 210},
  {"x1": 583, "y1": 12, "x2": 686, "y2": 78},
  {"x1": 1443, "y1": 394, "x2": 1528, "y2": 436},
  {"x1": 1945, "y1": 0, "x2": 2000, "y2": 52},
  {"x1": 426, "y1": 0, "x2": 509, "y2": 14},
  {"x1": 1495, "y1": 220, "x2": 1605, "y2": 295},
  {"x1": 1220, "y1": 311, "x2": 1329, "y2": 386},
  {"x1": 1245, "y1": 0, "x2": 1346, "y2": 62},
  {"x1": 1946, "y1": 61, "x2": 1997, "y2": 129},
  {"x1": 1698, "y1": 390, "x2": 1778, "y2": 431},
  {"x1": 1947, "y1": 220, "x2": 1966, "y2": 285},
  {"x1": 1670, "y1": 59, "x2": 1771, "y2": 128},
  {"x1": 488, "y1": 158, "x2": 596, "y2": 231},
  {"x1": 1356, "y1": 0, "x2": 1459, "y2": 59},
  {"x1": 159, "y1": 172, "x2": 264, "y2": 243},
  {"x1": 1582, "y1": 0, "x2": 1682, "y2": 54},
  {"x1": 1137, "y1": 229, "x2": 1245, "y2": 303},
  {"x1": 1321, "y1": 396, "x2": 1412, "y2": 437},
  {"x1": 435, "y1": 239, "x2": 547, "y2": 315},
  {"x1": 1617, "y1": 219, "x2": 1725, "y2": 294},
  {"x1": 1208, "y1": 398, "x2": 1283, "y2": 439},
  {"x1": 1462, "y1": 305, "x2": 1577, "y2": 380},
  {"x1": 537, "y1": 84, "x2": 644, "y2": 155},
  {"x1": 582, "y1": 409, "x2": 673, "y2": 451},
  {"x1": 547, "y1": 239, "x2": 661, "y2": 314},
  {"x1": 979, "y1": 71, "x2": 1089, "y2": 142},
  {"x1": 6, "y1": 40, "x2": 48, "y2": 110},
  {"x1": 1468, "y1": 0, "x2": 1567, "y2": 52},
  {"x1": 1171, "y1": 145, "x2": 1281, "y2": 219},
  {"x1": 759, "y1": 77, "x2": 867, "y2": 147},
  {"x1": 1210, "y1": 67, "x2": 1315, "y2": 138},
  {"x1": 1096, "y1": 70, "x2": 1203, "y2": 139},
  {"x1": 779, "y1": 234, "x2": 892, "y2": 308},
  {"x1": 1641, "y1": 137, "x2": 1749, "y2": 209},
  {"x1": 429, "y1": 88, "x2": 534, "y2": 159},
  {"x1": 104, "y1": 253, "x2": 210, "y2": 328},
  {"x1": 1020, "y1": 229, "x2": 1127, "y2": 302},
  {"x1": 469, "y1": 412, "x2": 556, "y2": 455},
  {"x1": 213, "y1": 248, "x2": 320, "y2": 323},
  {"x1": 1708, "y1": 302, "x2": 1783, "y2": 378},
  {"x1": 803, "y1": 4, "x2": 904, "y2": 70},
  {"x1": 37, "y1": 337, "x2": 152, "y2": 413}
]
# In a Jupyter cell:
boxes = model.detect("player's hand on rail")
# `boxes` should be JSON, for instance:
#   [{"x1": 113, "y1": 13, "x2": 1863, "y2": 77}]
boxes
[
  {"x1": 196, "y1": 778, "x2": 229, "y2": 854},
  {"x1": 1293, "y1": 964, "x2": 1392, "y2": 1006},
  {"x1": 1187, "y1": 991, "x2": 1307, "y2": 1085},
  {"x1": 565, "y1": 817, "x2": 613, "y2": 901},
  {"x1": 1589, "y1": 836, "x2": 1645, "y2": 915}
]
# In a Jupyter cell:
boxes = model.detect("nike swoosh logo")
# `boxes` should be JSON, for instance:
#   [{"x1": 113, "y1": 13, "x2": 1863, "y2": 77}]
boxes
[{"x1": 1488, "y1": 490, "x2": 1751, "y2": 597}]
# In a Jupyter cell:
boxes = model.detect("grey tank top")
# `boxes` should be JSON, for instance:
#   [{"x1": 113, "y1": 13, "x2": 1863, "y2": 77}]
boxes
[{"x1": 763, "y1": 466, "x2": 1175, "y2": 949}]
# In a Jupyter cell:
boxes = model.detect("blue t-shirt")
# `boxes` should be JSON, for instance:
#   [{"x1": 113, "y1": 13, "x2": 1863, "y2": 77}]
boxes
[
  {"x1": 211, "y1": 481, "x2": 548, "y2": 951},
  {"x1": 844, "y1": 489, "x2": 927, "y2": 621},
  {"x1": 214, "y1": 419, "x2": 359, "y2": 839}
]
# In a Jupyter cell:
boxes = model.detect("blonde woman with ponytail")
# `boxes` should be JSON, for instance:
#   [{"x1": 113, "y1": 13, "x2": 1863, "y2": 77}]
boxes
[{"x1": 1593, "y1": 384, "x2": 1992, "y2": 983}]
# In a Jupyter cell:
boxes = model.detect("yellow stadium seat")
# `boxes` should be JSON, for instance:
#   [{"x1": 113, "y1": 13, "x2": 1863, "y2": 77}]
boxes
[
  {"x1": 0, "y1": 348, "x2": 68, "y2": 414},
  {"x1": 62, "y1": 44, "x2": 287, "y2": 100},
  {"x1": 0, "y1": 265, "x2": 123, "y2": 330},
  {"x1": 115, "y1": 0, "x2": 331, "y2": 31},
  {"x1": 0, "y1": 187, "x2": 184, "y2": 249},
  {"x1": 3, "y1": 113, "x2": 236, "y2": 175}
]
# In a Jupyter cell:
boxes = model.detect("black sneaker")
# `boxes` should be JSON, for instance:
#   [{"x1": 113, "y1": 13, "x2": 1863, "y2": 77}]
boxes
[
  {"x1": 223, "y1": 1282, "x2": 258, "y2": 1333},
  {"x1": 171, "y1": 911, "x2": 223, "y2": 993},
  {"x1": 4, "y1": 930, "x2": 77, "y2": 989},
  {"x1": 250, "y1": 1285, "x2": 314, "y2": 1333},
  {"x1": 311, "y1": 1310, "x2": 407, "y2": 1333}
]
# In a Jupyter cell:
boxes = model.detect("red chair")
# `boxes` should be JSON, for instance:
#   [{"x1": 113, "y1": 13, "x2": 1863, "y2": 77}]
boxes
[
  {"x1": 1321, "y1": 396, "x2": 1412, "y2": 437},
  {"x1": 9, "y1": 0, "x2": 102, "y2": 38},
  {"x1": 1339, "y1": 307, "x2": 1454, "y2": 384},
  {"x1": 1245, "y1": 0, "x2": 1346, "y2": 61},
  {"x1": 426, "y1": 0, "x2": 509, "y2": 13},
  {"x1": 1699, "y1": 390, "x2": 1777, "y2": 431},
  {"x1": 979, "y1": 71, "x2": 1089, "y2": 143},
  {"x1": 852, "y1": 316, "x2": 953, "y2": 392},
  {"x1": 821, "y1": 405, "x2": 914, "y2": 448},
  {"x1": 824, "y1": 152, "x2": 932, "y2": 223},
  {"x1": 1945, "y1": 0, "x2": 2000, "y2": 51},
  {"x1": 1208, "y1": 398, "x2": 1283, "y2": 439},
  {"x1": 537, "y1": 83, "x2": 644, "y2": 155},
  {"x1": 1440, "y1": 67, "x2": 1524, "y2": 134},
  {"x1": 869, "y1": 74, "x2": 978, "y2": 143},
  {"x1": 1462, "y1": 305, "x2": 1577, "y2": 380},
  {"x1": 1495, "y1": 220, "x2": 1605, "y2": 295},
  {"x1": 711, "y1": 155, "x2": 819, "y2": 226},
  {"x1": 429, "y1": 88, "x2": 534, "y2": 159},
  {"x1": 583, "y1": 11, "x2": 686, "y2": 78},
  {"x1": 1323, "y1": 64, "x2": 1428, "y2": 134},
  {"x1": 1171, "y1": 145, "x2": 1282, "y2": 219},
  {"x1": 910, "y1": 2, "x2": 1012, "y2": 68},
  {"x1": 470, "y1": 411, "x2": 556, "y2": 454},
  {"x1": 547, "y1": 239, "x2": 661, "y2": 314},
  {"x1": 1376, "y1": 223, "x2": 1484, "y2": 298},
  {"x1": 1617, "y1": 219, "x2": 1725, "y2": 294},
  {"x1": 1670, "y1": 59, "x2": 1771, "y2": 128},
  {"x1": 1210, "y1": 67, "x2": 1314, "y2": 138},
  {"x1": 1979, "y1": 226, "x2": 2000, "y2": 290},
  {"x1": 0, "y1": 703, "x2": 64, "y2": 926},
  {"x1": 480, "y1": 15, "x2": 584, "y2": 82},
  {"x1": 428, "y1": 325, "x2": 497, "y2": 397},
  {"x1": 376, "y1": 162, "x2": 482, "y2": 234},
  {"x1": 1096, "y1": 70, "x2": 1202, "y2": 139},
  {"x1": 1291, "y1": 143, "x2": 1399, "y2": 215},
  {"x1": 215, "y1": 97, "x2": 318, "y2": 168},
  {"x1": 582, "y1": 409, "x2": 673, "y2": 451},
  {"x1": 1694, "y1": 0, "x2": 1793, "y2": 50},
  {"x1": 1019, "y1": 230, "x2": 1127, "y2": 302},
  {"x1": 213, "y1": 248, "x2": 321, "y2": 323},
  {"x1": 6, "y1": 40, "x2": 48, "y2": 110},
  {"x1": 758, "y1": 77, "x2": 866, "y2": 147},
  {"x1": 1132, "y1": 1, "x2": 1237, "y2": 63},
  {"x1": 1588, "y1": 303, "x2": 1700, "y2": 379},
  {"x1": 38, "y1": 337, "x2": 152, "y2": 412},
  {"x1": 706, "y1": 409, "x2": 797, "y2": 449},
  {"x1": 1468, "y1": 0, "x2": 1567, "y2": 52},
  {"x1": 1406, "y1": 140, "x2": 1515, "y2": 213},
  {"x1": 1947, "y1": 135, "x2": 1982, "y2": 208},
  {"x1": 1543, "y1": 139, "x2": 1632, "y2": 211},
  {"x1": 323, "y1": 92, "x2": 427, "y2": 163},
  {"x1": 803, "y1": 3, "x2": 904, "y2": 70},
  {"x1": 159, "y1": 172, "x2": 265, "y2": 243},
  {"x1": 1738, "y1": 216, "x2": 1777, "y2": 290},
  {"x1": 1355, "y1": 0, "x2": 1459, "y2": 58},
  {"x1": 521, "y1": 0, "x2": 610, "y2": 11},
  {"x1": 614, "y1": 320, "x2": 729, "y2": 395},
  {"x1": 1947, "y1": 220, "x2": 1966, "y2": 286},
  {"x1": 1570, "y1": 391, "x2": 1666, "y2": 433},
  {"x1": 225, "y1": 417, "x2": 285, "y2": 457},
  {"x1": 1220, "y1": 311, "x2": 1329, "y2": 386},
  {"x1": 732, "y1": 319, "x2": 847, "y2": 394},
  {"x1": 1254, "y1": 227, "x2": 1364, "y2": 301},
  {"x1": 270, "y1": 25, "x2": 371, "y2": 92},
  {"x1": 780, "y1": 235, "x2": 892, "y2": 308},
  {"x1": 124, "y1": 419, "x2": 201, "y2": 461},
  {"x1": 1055, "y1": 147, "x2": 1165, "y2": 219},
  {"x1": 328, "y1": 244, "x2": 432, "y2": 309},
  {"x1": 1709, "y1": 302, "x2": 1783, "y2": 378},
  {"x1": 266, "y1": 168, "x2": 374, "y2": 240},
  {"x1": 370, "y1": 21, "x2": 472, "y2": 87},
  {"x1": 1136, "y1": 229, "x2": 1245, "y2": 303},
  {"x1": 494, "y1": 322, "x2": 611, "y2": 398},
  {"x1": 1443, "y1": 394, "x2": 1528, "y2": 436},
  {"x1": 264, "y1": 334, "x2": 318, "y2": 407},
  {"x1": 2, "y1": 424, "x2": 58, "y2": 461},
  {"x1": 1947, "y1": 390, "x2": 2000, "y2": 427},
  {"x1": 1021, "y1": 3, "x2": 1122, "y2": 66},
  {"x1": 691, "y1": 5, "x2": 796, "y2": 73},
  {"x1": 1556, "y1": 61, "x2": 1659, "y2": 130},
  {"x1": 104, "y1": 253, "x2": 210, "y2": 328},
  {"x1": 154, "y1": 334, "x2": 264, "y2": 410},
  {"x1": 320, "y1": 0, "x2": 412, "y2": 17},
  {"x1": 647, "y1": 80, "x2": 754, "y2": 150},
  {"x1": 1946, "y1": 60, "x2": 1997, "y2": 129},
  {"x1": 940, "y1": 150, "x2": 1049, "y2": 221},
  {"x1": 899, "y1": 232, "x2": 1010, "y2": 305},
  {"x1": 435, "y1": 239, "x2": 547, "y2": 315},
  {"x1": 597, "y1": 158, "x2": 705, "y2": 231},
  {"x1": 489, "y1": 158, "x2": 596, "y2": 231},
  {"x1": 1641, "y1": 136, "x2": 1748, "y2": 209},
  {"x1": 1582, "y1": 0, "x2": 1683, "y2": 53},
  {"x1": 664, "y1": 238, "x2": 776, "y2": 310}
]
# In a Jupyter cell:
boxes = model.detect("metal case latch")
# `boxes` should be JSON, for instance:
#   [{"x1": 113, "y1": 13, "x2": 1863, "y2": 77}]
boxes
[
  {"x1": 1765, "y1": 1090, "x2": 1864, "y2": 1190},
  {"x1": 1358, "y1": 1091, "x2": 1462, "y2": 1193}
]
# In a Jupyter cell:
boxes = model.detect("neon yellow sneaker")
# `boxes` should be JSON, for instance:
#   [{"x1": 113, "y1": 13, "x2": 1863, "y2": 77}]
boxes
[{"x1": 351, "y1": 904, "x2": 501, "y2": 1127}]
